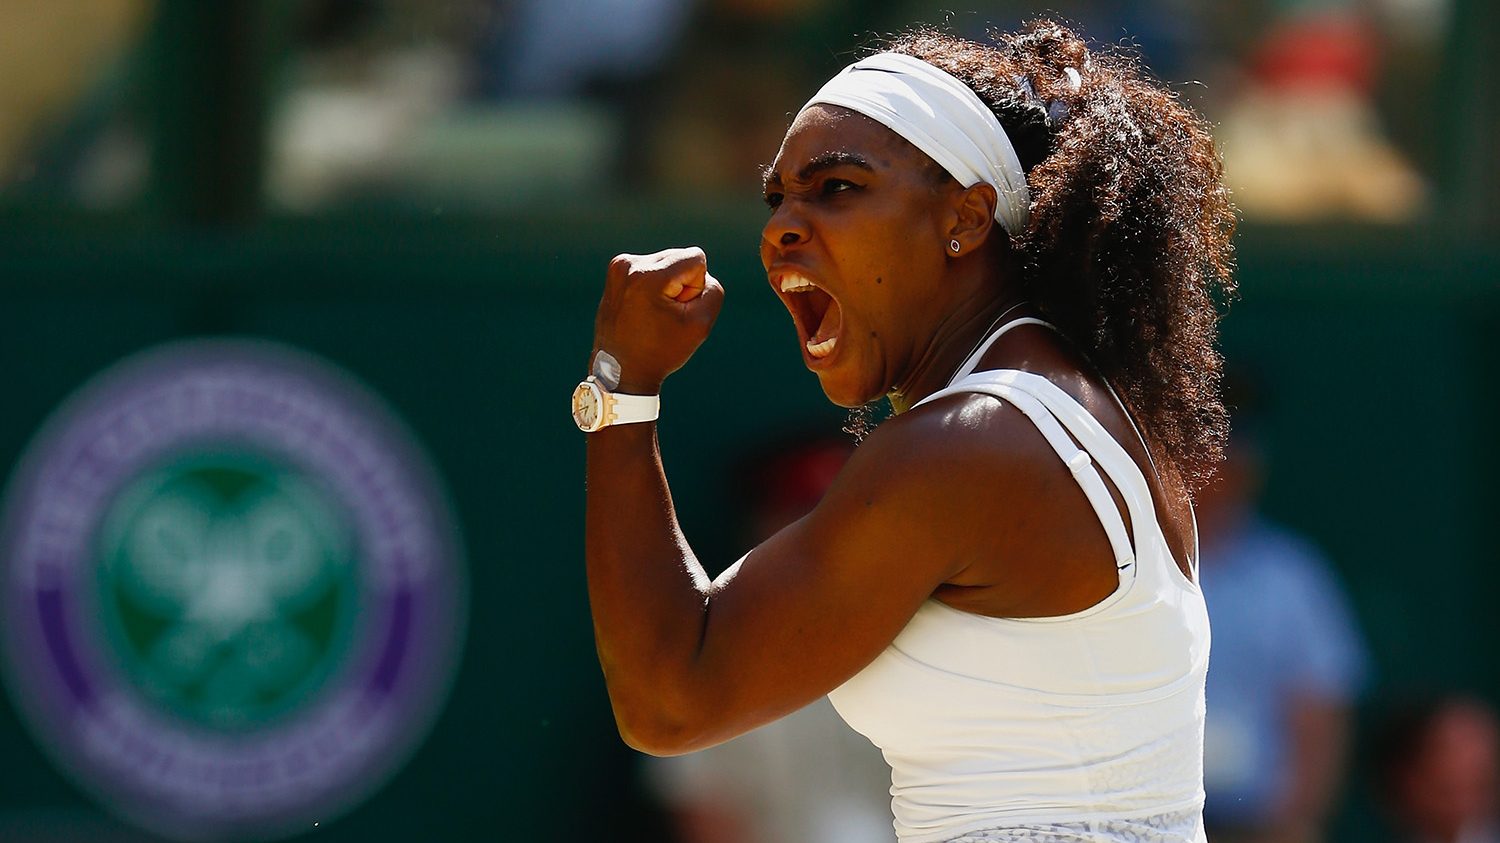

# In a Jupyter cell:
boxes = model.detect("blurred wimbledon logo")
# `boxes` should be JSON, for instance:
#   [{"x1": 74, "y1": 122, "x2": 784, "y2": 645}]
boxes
[
  {"x1": 98, "y1": 457, "x2": 356, "y2": 730},
  {"x1": 0, "y1": 340, "x2": 465, "y2": 843}
]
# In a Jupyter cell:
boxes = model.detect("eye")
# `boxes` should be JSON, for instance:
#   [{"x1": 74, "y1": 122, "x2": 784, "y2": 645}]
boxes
[
  {"x1": 763, "y1": 191, "x2": 784, "y2": 210},
  {"x1": 823, "y1": 179, "x2": 859, "y2": 197}
]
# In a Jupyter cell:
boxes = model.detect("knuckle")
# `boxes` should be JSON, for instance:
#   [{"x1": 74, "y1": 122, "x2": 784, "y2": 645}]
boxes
[{"x1": 670, "y1": 247, "x2": 706, "y2": 271}]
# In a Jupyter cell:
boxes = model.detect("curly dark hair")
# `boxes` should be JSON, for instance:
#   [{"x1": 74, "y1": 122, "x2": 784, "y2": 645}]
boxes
[{"x1": 884, "y1": 21, "x2": 1238, "y2": 490}]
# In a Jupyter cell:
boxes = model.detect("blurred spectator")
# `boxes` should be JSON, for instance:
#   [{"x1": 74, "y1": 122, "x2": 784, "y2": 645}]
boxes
[
  {"x1": 1374, "y1": 696, "x2": 1500, "y2": 843},
  {"x1": 480, "y1": 0, "x2": 693, "y2": 190},
  {"x1": 257, "y1": 0, "x2": 1454, "y2": 215},
  {"x1": 266, "y1": 1, "x2": 473, "y2": 209},
  {"x1": 1216, "y1": 0, "x2": 1430, "y2": 221},
  {"x1": 879, "y1": 0, "x2": 1439, "y2": 222},
  {"x1": 646, "y1": 432, "x2": 895, "y2": 843},
  {"x1": 1199, "y1": 373, "x2": 1371, "y2": 843},
  {"x1": 267, "y1": 0, "x2": 689, "y2": 209},
  {"x1": 645, "y1": 0, "x2": 854, "y2": 194},
  {"x1": 481, "y1": 0, "x2": 691, "y2": 99},
  {"x1": 873, "y1": 0, "x2": 1209, "y2": 85}
]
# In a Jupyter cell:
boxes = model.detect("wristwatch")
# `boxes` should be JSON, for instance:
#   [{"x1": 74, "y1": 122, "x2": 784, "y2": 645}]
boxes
[{"x1": 571, "y1": 350, "x2": 660, "y2": 432}]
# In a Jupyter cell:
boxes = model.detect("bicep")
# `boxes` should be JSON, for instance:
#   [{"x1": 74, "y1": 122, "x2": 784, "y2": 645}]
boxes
[{"x1": 683, "y1": 425, "x2": 973, "y2": 746}]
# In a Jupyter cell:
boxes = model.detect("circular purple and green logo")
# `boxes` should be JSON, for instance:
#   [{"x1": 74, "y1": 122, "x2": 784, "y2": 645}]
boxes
[{"x1": 1, "y1": 340, "x2": 465, "y2": 841}]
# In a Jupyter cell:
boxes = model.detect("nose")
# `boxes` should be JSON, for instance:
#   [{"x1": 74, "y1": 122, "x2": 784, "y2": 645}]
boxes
[{"x1": 761, "y1": 203, "x2": 811, "y2": 257}]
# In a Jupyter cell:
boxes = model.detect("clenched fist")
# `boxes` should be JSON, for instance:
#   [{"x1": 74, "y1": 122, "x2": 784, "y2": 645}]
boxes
[{"x1": 592, "y1": 247, "x2": 725, "y2": 394}]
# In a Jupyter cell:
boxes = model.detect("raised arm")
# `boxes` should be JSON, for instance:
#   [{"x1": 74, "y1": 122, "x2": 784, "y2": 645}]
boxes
[
  {"x1": 582, "y1": 248, "x2": 987, "y2": 755},
  {"x1": 582, "y1": 249, "x2": 1116, "y2": 755},
  {"x1": 583, "y1": 247, "x2": 725, "y2": 751}
]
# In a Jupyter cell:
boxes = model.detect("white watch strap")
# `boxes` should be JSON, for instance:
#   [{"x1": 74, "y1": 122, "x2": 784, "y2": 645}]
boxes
[{"x1": 609, "y1": 391, "x2": 660, "y2": 425}]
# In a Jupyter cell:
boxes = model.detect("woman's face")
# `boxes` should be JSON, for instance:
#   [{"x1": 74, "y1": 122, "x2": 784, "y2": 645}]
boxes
[{"x1": 761, "y1": 105, "x2": 967, "y2": 408}]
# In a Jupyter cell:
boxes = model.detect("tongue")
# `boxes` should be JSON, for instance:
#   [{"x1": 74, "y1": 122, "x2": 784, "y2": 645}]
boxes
[{"x1": 809, "y1": 298, "x2": 843, "y2": 344}]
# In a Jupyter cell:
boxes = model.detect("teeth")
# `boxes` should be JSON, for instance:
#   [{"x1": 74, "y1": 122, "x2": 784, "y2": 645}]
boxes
[
  {"x1": 780, "y1": 275, "x2": 819, "y2": 293},
  {"x1": 806, "y1": 336, "x2": 837, "y2": 358}
]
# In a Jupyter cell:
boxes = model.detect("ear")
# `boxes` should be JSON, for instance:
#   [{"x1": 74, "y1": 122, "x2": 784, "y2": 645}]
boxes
[{"x1": 945, "y1": 182, "x2": 998, "y2": 257}]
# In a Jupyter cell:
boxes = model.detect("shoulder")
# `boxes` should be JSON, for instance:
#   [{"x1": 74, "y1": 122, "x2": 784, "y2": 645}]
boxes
[
  {"x1": 809, "y1": 388, "x2": 1076, "y2": 571},
  {"x1": 839, "y1": 389, "x2": 1064, "y2": 503}
]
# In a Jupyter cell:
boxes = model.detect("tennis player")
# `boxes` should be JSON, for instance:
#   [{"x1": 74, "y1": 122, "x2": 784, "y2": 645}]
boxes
[{"x1": 573, "y1": 21, "x2": 1235, "y2": 843}]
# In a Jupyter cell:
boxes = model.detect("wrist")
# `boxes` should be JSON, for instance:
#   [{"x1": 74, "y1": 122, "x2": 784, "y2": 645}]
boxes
[
  {"x1": 588, "y1": 347, "x2": 661, "y2": 395},
  {"x1": 572, "y1": 348, "x2": 662, "y2": 432},
  {"x1": 616, "y1": 377, "x2": 663, "y2": 396}
]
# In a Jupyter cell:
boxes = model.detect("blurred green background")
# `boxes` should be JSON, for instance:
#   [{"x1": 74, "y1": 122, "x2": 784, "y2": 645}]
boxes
[{"x1": 0, "y1": 0, "x2": 1496, "y2": 841}]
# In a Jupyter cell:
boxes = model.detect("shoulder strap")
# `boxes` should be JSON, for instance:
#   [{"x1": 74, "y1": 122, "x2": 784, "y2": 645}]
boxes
[
  {"x1": 931, "y1": 318, "x2": 1185, "y2": 577},
  {"x1": 916, "y1": 378, "x2": 1136, "y2": 568},
  {"x1": 951, "y1": 317, "x2": 1052, "y2": 384},
  {"x1": 988, "y1": 371, "x2": 1158, "y2": 524},
  {"x1": 954, "y1": 316, "x2": 1160, "y2": 481}
]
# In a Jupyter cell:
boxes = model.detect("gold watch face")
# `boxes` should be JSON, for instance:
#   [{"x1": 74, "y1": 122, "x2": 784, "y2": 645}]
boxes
[{"x1": 571, "y1": 381, "x2": 602, "y2": 431}]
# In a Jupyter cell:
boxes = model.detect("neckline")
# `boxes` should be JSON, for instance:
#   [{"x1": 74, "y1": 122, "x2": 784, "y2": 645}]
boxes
[{"x1": 948, "y1": 316, "x2": 1054, "y2": 386}]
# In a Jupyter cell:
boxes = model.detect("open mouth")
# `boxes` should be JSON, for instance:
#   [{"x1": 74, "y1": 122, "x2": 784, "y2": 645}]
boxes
[{"x1": 778, "y1": 273, "x2": 843, "y2": 360}]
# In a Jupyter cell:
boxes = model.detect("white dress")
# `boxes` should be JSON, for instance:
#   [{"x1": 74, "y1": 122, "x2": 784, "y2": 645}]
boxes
[{"x1": 827, "y1": 319, "x2": 1212, "y2": 843}]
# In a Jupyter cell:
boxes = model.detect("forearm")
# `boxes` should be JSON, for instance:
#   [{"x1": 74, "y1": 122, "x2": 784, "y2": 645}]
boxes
[{"x1": 585, "y1": 421, "x2": 714, "y2": 746}]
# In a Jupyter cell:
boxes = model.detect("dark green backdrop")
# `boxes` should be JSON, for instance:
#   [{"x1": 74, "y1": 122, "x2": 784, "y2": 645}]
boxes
[{"x1": 0, "y1": 208, "x2": 1496, "y2": 840}]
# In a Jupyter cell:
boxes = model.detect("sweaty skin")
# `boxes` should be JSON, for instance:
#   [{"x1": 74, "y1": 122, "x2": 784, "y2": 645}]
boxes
[{"x1": 585, "y1": 106, "x2": 1197, "y2": 756}]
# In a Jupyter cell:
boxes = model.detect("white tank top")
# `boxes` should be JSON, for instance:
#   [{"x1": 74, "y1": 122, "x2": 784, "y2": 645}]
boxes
[{"x1": 827, "y1": 319, "x2": 1211, "y2": 843}]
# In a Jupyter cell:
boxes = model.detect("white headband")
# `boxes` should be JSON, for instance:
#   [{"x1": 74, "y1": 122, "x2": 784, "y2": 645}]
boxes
[{"x1": 800, "y1": 52, "x2": 1031, "y2": 235}]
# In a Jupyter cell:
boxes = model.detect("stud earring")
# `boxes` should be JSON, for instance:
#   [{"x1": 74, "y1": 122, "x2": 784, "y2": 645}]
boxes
[{"x1": 949, "y1": 239, "x2": 961, "y2": 254}]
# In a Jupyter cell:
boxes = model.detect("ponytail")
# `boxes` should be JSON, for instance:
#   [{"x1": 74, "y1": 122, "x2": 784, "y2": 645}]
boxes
[{"x1": 887, "y1": 21, "x2": 1238, "y2": 489}]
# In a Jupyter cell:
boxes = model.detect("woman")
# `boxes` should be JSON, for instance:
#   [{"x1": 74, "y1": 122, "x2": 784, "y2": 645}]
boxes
[{"x1": 574, "y1": 21, "x2": 1236, "y2": 843}]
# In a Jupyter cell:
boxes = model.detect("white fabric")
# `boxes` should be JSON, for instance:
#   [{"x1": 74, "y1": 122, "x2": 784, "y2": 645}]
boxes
[
  {"x1": 942, "y1": 809, "x2": 1203, "y2": 842},
  {"x1": 801, "y1": 53, "x2": 1031, "y2": 235},
  {"x1": 826, "y1": 321, "x2": 1211, "y2": 843}
]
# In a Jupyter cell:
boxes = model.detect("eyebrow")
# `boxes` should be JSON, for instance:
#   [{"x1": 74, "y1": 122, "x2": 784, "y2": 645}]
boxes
[{"x1": 761, "y1": 151, "x2": 875, "y2": 192}]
